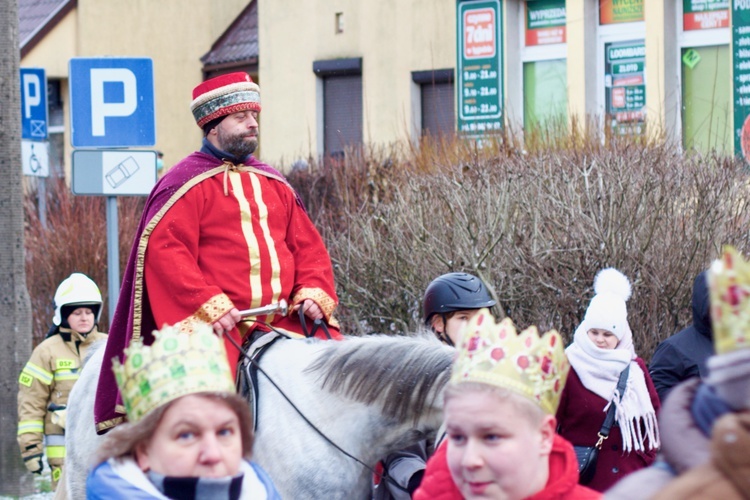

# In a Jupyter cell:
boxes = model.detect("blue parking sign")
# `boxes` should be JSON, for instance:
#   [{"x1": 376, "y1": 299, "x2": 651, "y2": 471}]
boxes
[
  {"x1": 69, "y1": 58, "x2": 156, "y2": 148},
  {"x1": 20, "y1": 68, "x2": 48, "y2": 140}
]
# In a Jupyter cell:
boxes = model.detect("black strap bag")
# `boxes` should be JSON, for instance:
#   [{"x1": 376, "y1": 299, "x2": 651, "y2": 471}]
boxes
[{"x1": 573, "y1": 364, "x2": 630, "y2": 485}]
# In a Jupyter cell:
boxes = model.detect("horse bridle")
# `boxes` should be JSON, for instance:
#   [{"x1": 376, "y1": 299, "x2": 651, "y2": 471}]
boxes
[{"x1": 226, "y1": 317, "x2": 411, "y2": 494}]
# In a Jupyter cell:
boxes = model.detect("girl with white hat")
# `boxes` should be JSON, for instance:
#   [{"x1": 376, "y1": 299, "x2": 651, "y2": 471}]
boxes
[{"x1": 556, "y1": 268, "x2": 661, "y2": 492}]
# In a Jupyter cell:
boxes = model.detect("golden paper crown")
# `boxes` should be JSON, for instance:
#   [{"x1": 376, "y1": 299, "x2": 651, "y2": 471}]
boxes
[
  {"x1": 708, "y1": 246, "x2": 750, "y2": 355},
  {"x1": 112, "y1": 323, "x2": 236, "y2": 423},
  {"x1": 451, "y1": 309, "x2": 570, "y2": 415}
]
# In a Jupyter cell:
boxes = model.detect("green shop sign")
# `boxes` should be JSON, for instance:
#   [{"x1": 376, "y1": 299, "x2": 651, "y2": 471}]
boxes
[
  {"x1": 526, "y1": 0, "x2": 565, "y2": 29},
  {"x1": 733, "y1": 0, "x2": 750, "y2": 161},
  {"x1": 457, "y1": 0, "x2": 503, "y2": 135},
  {"x1": 525, "y1": 0, "x2": 566, "y2": 46}
]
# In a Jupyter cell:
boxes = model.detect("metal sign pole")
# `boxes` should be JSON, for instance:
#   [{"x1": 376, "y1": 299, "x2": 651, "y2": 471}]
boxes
[
  {"x1": 106, "y1": 196, "x2": 119, "y2": 322},
  {"x1": 38, "y1": 179, "x2": 47, "y2": 229}
]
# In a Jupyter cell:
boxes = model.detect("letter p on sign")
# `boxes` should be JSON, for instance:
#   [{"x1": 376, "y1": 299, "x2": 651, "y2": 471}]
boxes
[
  {"x1": 90, "y1": 68, "x2": 137, "y2": 136},
  {"x1": 69, "y1": 58, "x2": 156, "y2": 148}
]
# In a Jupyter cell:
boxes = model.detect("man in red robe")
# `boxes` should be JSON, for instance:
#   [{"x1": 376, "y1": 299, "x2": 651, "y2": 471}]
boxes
[{"x1": 95, "y1": 72, "x2": 341, "y2": 433}]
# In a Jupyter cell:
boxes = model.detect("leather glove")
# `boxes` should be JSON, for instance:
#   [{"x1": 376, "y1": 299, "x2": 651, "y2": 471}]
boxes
[
  {"x1": 50, "y1": 408, "x2": 67, "y2": 429},
  {"x1": 24, "y1": 455, "x2": 43, "y2": 474}
]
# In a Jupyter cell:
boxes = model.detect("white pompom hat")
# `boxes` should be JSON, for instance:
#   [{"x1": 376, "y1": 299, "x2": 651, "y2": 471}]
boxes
[{"x1": 576, "y1": 268, "x2": 634, "y2": 352}]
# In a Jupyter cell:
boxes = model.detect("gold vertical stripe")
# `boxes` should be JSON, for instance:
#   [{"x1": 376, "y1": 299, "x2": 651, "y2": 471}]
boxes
[
  {"x1": 229, "y1": 171, "x2": 264, "y2": 308},
  {"x1": 248, "y1": 172, "x2": 283, "y2": 308},
  {"x1": 132, "y1": 165, "x2": 228, "y2": 342}
]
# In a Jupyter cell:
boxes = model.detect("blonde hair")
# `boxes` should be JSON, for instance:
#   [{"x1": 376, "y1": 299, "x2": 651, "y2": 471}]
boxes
[{"x1": 444, "y1": 381, "x2": 547, "y2": 425}]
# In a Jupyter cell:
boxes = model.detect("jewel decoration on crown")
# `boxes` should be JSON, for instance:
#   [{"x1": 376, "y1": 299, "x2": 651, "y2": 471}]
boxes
[
  {"x1": 112, "y1": 322, "x2": 235, "y2": 423},
  {"x1": 708, "y1": 246, "x2": 750, "y2": 355},
  {"x1": 451, "y1": 309, "x2": 570, "y2": 415}
]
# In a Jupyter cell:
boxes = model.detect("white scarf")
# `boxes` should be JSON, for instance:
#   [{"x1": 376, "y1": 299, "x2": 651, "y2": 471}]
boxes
[{"x1": 565, "y1": 326, "x2": 660, "y2": 453}]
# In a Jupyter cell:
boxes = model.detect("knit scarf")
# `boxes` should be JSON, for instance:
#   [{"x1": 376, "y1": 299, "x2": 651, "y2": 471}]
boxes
[{"x1": 565, "y1": 327, "x2": 660, "y2": 453}]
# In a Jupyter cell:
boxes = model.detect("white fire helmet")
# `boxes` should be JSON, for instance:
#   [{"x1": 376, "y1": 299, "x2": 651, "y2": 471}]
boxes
[{"x1": 52, "y1": 273, "x2": 103, "y2": 326}]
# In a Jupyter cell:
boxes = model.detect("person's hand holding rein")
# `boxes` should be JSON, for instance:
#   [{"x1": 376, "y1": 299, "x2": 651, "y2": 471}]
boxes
[
  {"x1": 293, "y1": 299, "x2": 323, "y2": 321},
  {"x1": 213, "y1": 308, "x2": 242, "y2": 335}
]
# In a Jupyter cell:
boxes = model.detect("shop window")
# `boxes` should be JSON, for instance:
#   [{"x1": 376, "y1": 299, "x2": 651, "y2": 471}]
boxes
[
  {"x1": 597, "y1": 0, "x2": 645, "y2": 136},
  {"x1": 678, "y1": 1, "x2": 730, "y2": 153},
  {"x1": 522, "y1": 0, "x2": 567, "y2": 133},
  {"x1": 523, "y1": 59, "x2": 567, "y2": 130},
  {"x1": 604, "y1": 40, "x2": 646, "y2": 136},
  {"x1": 682, "y1": 45, "x2": 731, "y2": 153}
]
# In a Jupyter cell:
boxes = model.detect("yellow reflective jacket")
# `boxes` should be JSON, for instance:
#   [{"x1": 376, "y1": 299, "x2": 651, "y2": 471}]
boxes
[{"x1": 17, "y1": 327, "x2": 107, "y2": 464}]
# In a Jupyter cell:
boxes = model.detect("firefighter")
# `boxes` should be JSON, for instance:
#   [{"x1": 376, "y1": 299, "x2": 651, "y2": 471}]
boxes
[{"x1": 17, "y1": 273, "x2": 107, "y2": 490}]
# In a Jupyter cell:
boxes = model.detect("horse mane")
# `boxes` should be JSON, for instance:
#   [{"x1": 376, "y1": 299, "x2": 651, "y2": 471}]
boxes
[{"x1": 306, "y1": 334, "x2": 453, "y2": 424}]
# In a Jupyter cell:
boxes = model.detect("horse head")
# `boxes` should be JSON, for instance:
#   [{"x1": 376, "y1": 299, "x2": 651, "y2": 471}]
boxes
[{"x1": 251, "y1": 334, "x2": 453, "y2": 499}]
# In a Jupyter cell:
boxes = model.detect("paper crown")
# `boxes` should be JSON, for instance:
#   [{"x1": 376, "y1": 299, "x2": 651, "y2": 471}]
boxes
[
  {"x1": 708, "y1": 246, "x2": 750, "y2": 355},
  {"x1": 112, "y1": 323, "x2": 236, "y2": 423},
  {"x1": 190, "y1": 72, "x2": 261, "y2": 128},
  {"x1": 451, "y1": 309, "x2": 570, "y2": 415}
]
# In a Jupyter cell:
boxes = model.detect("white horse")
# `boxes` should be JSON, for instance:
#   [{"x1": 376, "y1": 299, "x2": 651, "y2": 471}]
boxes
[{"x1": 65, "y1": 334, "x2": 453, "y2": 499}]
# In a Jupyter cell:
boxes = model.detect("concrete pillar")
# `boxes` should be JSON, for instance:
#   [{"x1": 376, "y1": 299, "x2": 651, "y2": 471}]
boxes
[
  {"x1": 645, "y1": 0, "x2": 679, "y2": 141},
  {"x1": 566, "y1": 0, "x2": 598, "y2": 131},
  {"x1": 504, "y1": 0, "x2": 523, "y2": 128}
]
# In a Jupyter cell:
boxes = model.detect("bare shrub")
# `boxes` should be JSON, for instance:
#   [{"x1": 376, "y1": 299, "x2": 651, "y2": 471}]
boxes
[
  {"x1": 288, "y1": 136, "x2": 750, "y2": 359},
  {"x1": 24, "y1": 177, "x2": 144, "y2": 345}
]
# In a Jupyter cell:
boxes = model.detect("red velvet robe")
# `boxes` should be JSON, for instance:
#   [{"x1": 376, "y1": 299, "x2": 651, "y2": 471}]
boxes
[
  {"x1": 555, "y1": 357, "x2": 660, "y2": 492},
  {"x1": 94, "y1": 152, "x2": 340, "y2": 433},
  {"x1": 413, "y1": 435, "x2": 602, "y2": 500}
]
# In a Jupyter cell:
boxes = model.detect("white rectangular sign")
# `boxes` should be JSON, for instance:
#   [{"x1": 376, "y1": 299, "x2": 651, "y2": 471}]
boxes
[
  {"x1": 22, "y1": 140, "x2": 49, "y2": 177},
  {"x1": 72, "y1": 150, "x2": 156, "y2": 196}
]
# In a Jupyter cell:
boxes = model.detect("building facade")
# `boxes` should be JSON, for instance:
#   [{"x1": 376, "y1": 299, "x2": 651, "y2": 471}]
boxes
[
  {"x1": 20, "y1": 0, "x2": 736, "y2": 173},
  {"x1": 20, "y1": 0, "x2": 250, "y2": 177},
  {"x1": 259, "y1": 0, "x2": 733, "y2": 165}
]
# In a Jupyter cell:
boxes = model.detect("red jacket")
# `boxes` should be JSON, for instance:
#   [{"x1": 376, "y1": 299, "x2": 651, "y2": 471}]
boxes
[
  {"x1": 413, "y1": 435, "x2": 601, "y2": 500},
  {"x1": 555, "y1": 357, "x2": 660, "y2": 492}
]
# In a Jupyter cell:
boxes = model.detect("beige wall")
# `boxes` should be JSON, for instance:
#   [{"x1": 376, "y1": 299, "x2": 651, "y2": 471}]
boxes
[
  {"x1": 20, "y1": 0, "x2": 248, "y2": 177},
  {"x1": 258, "y1": 0, "x2": 455, "y2": 166}
]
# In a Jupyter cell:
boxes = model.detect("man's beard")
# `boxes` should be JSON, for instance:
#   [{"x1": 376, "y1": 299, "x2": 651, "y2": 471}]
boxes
[{"x1": 217, "y1": 129, "x2": 258, "y2": 159}]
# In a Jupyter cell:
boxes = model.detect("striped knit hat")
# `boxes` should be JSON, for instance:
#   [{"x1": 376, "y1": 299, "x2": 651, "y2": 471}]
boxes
[{"x1": 190, "y1": 72, "x2": 261, "y2": 129}]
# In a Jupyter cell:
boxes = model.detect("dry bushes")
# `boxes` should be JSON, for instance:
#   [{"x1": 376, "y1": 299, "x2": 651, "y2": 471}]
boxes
[
  {"x1": 24, "y1": 177, "x2": 144, "y2": 345},
  {"x1": 288, "y1": 136, "x2": 750, "y2": 358},
  {"x1": 23, "y1": 135, "x2": 750, "y2": 360}
]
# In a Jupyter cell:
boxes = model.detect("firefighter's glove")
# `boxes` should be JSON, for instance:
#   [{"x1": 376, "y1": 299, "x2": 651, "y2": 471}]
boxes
[
  {"x1": 24, "y1": 454, "x2": 43, "y2": 474},
  {"x1": 50, "y1": 408, "x2": 67, "y2": 429}
]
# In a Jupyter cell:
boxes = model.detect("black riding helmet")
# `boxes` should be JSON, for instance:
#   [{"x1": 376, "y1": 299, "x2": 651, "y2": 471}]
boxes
[{"x1": 423, "y1": 272, "x2": 496, "y2": 325}]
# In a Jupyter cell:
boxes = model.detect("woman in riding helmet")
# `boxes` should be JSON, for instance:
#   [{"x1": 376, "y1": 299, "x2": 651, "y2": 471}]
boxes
[
  {"x1": 17, "y1": 273, "x2": 108, "y2": 491},
  {"x1": 423, "y1": 272, "x2": 497, "y2": 346},
  {"x1": 373, "y1": 272, "x2": 496, "y2": 500}
]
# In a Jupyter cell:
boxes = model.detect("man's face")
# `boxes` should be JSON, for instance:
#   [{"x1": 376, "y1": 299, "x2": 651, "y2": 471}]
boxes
[{"x1": 210, "y1": 110, "x2": 259, "y2": 159}]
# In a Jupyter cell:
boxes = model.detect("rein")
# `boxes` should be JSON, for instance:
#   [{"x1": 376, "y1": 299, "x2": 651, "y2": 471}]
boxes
[{"x1": 225, "y1": 321, "x2": 411, "y2": 495}]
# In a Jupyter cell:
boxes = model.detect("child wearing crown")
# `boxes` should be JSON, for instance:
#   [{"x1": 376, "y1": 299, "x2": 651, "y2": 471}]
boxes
[
  {"x1": 414, "y1": 311, "x2": 601, "y2": 500},
  {"x1": 86, "y1": 324, "x2": 280, "y2": 499}
]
